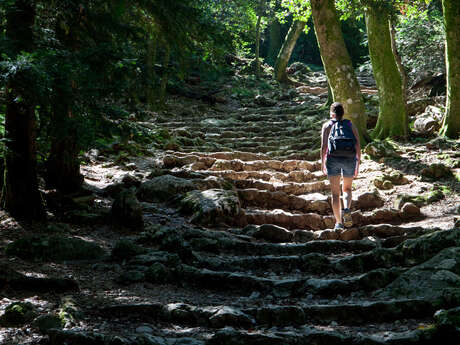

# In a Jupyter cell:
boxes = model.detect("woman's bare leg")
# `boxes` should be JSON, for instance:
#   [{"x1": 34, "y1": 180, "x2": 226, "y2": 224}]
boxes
[
  {"x1": 328, "y1": 175, "x2": 342, "y2": 225},
  {"x1": 342, "y1": 176, "x2": 353, "y2": 209}
]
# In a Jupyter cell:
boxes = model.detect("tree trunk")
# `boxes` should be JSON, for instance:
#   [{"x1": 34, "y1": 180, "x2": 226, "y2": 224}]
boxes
[
  {"x1": 255, "y1": 10, "x2": 263, "y2": 79},
  {"x1": 365, "y1": 6, "x2": 407, "y2": 139},
  {"x1": 310, "y1": 0, "x2": 368, "y2": 143},
  {"x1": 440, "y1": 0, "x2": 460, "y2": 139},
  {"x1": 45, "y1": 85, "x2": 83, "y2": 193},
  {"x1": 146, "y1": 30, "x2": 157, "y2": 110},
  {"x1": 2, "y1": 0, "x2": 45, "y2": 220},
  {"x1": 390, "y1": 21, "x2": 408, "y2": 106},
  {"x1": 159, "y1": 44, "x2": 171, "y2": 105},
  {"x1": 267, "y1": 18, "x2": 282, "y2": 66},
  {"x1": 274, "y1": 20, "x2": 306, "y2": 83}
]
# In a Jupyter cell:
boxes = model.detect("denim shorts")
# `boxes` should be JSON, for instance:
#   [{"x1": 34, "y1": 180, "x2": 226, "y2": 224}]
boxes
[{"x1": 326, "y1": 156, "x2": 357, "y2": 177}]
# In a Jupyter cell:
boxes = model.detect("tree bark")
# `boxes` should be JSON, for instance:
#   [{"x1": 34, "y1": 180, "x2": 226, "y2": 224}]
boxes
[
  {"x1": 45, "y1": 84, "x2": 83, "y2": 193},
  {"x1": 2, "y1": 0, "x2": 45, "y2": 220},
  {"x1": 390, "y1": 21, "x2": 408, "y2": 106},
  {"x1": 146, "y1": 32, "x2": 157, "y2": 110},
  {"x1": 366, "y1": 6, "x2": 407, "y2": 139},
  {"x1": 440, "y1": 0, "x2": 460, "y2": 139},
  {"x1": 255, "y1": 6, "x2": 263, "y2": 79},
  {"x1": 274, "y1": 20, "x2": 306, "y2": 83},
  {"x1": 267, "y1": 18, "x2": 282, "y2": 66},
  {"x1": 310, "y1": 0, "x2": 368, "y2": 143}
]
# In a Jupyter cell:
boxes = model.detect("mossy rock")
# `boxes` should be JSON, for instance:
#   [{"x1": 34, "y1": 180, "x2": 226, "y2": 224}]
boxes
[
  {"x1": 145, "y1": 262, "x2": 172, "y2": 283},
  {"x1": 394, "y1": 190, "x2": 444, "y2": 209},
  {"x1": 0, "y1": 302, "x2": 37, "y2": 327},
  {"x1": 422, "y1": 163, "x2": 453, "y2": 179},
  {"x1": 32, "y1": 313, "x2": 64, "y2": 333},
  {"x1": 364, "y1": 140, "x2": 398, "y2": 159},
  {"x1": 373, "y1": 177, "x2": 393, "y2": 190},
  {"x1": 5, "y1": 235, "x2": 106, "y2": 262},
  {"x1": 111, "y1": 240, "x2": 147, "y2": 261},
  {"x1": 434, "y1": 307, "x2": 460, "y2": 331}
]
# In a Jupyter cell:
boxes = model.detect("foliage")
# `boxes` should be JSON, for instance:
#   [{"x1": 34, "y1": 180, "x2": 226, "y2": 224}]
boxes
[{"x1": 396, "y1": 4, "x2": 445, "y2": 84}]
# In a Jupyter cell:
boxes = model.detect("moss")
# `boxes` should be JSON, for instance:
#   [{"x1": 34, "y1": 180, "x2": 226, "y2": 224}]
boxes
[
  {"x1": 0, "y1": 302, "x2": 37, "y2": 327},
  {"x1": 5, "y1": 235, "x2": 106, "y2": 262},
  {"x1": 111, "y1": 240, "x2": 147, "y2": 261}
]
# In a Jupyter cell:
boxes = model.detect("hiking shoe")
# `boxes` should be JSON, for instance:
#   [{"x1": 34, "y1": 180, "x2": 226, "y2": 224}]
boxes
[
  {"x1": 334, "y1": 223, "x2": 344, "y2": 230},
  {"x1": 342, "y1": 208, "x2": 353, "y2": 227}
]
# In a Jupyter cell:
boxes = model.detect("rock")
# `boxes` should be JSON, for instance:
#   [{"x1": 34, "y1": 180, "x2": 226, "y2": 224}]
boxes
[
  {"x1": 209, "y1": 307, "x2": 255, "y2": 328},
  {"x1": 145, "y1": 262, "x2": 172, "y2": 283},
  {"x1": 138, "y1": 175, "x2": 195, "y2": 202},
  {"x1": 121, "y1": 174, "x2": 141, "y2": 187},
  {"x1": 210, "y1": 159, "x2": 244, "y2": 171},
  {"x1": 5, "y1": 235, "x2": 106, "y2": 262},
  {"x1": 394, "y1": 193, "x2": 426, "y2": 209},
  {"x1": 434, "y1": 307, "x2": 460, "y2": 331},
  {"x1": 376, "y1": 247, "x2": 460, "y2": 301},
  {"x1": 254, "y1": 94, "x2": 277, "y2": 107},
  {"x1": 293, "y1": 230, "x2": 315, "y2": 243},
  {"x1": 111, "y1": 240, "x2": 147, "y2": 261},
  {"x1": 414, "y1": 115, "x2": 440, "y2": 134},
  {"x1": 0, "y1": 302, "x2": 37, "y2": 327},
  {"x1": 357, "y1": 190, "x2": 384, "y2": 210},
  {"x1": 364, "y1": 140, "x2": 398, "y2": 158},
  {"x1": 373, "y1": 177, "x2": 393, "y2": 190},
  {"x1": 180, "y1": 189, "x2": 242, "y2": 226},
  {"x1": 339, "y1": 228, "x2": 361, "y2": 241},
  {"x1": 422, "y1": 163, "x2": 453, "y2": 179},
  {"x1": 111, "y1": 188, "x2": 144, "y2": 229},
  {"x1": 400, "y1": 202, "x2": 421, "y2": 219},
  {"x1": 135, "y1": 325, "x2": 154, "y2": 334},
  {"x1": 385, "y1": 171, "x2": 409, "y2": 185},
  {"x1": 254, "y1": 224, "x2": 293, "y2": 243},
  {"x1": 32, "y1": 314, "x2": 64, "y2": 333}
]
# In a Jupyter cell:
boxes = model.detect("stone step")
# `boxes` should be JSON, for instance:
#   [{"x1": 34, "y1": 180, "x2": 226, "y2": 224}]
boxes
[
  {"x1": 100, "y1": 299, "x2": 435, "y2": 330},
  {"x1": 240, "y1": 208, "x2": 425, "y2": 232},
  {"x1": 208, "y1": 324, "x2": 445, "y2": 345},
  {"x1": 233, "y1": 179, "x2": 329, "y2": 196},
  {"x1": 163, "y1": 153, "x2": 321, "y2": 172}
]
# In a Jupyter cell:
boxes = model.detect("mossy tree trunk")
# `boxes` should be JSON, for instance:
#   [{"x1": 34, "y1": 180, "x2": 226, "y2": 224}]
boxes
[
  {"x1": 45, "y1": 11, "x2": 84, "y2": 193},
  {"x1": 390, "y1": 21, "x2": 408, "y2": 106},
  {"x1": 255, "y1": 4, "x2": 263, "y2": 79},
  {"x1": 268, "y1": 17, "x2": 282, "y2": 66},
  {"x1": 311, "y1": 0, "x2": 368, "y2": 143},
  {"x1": 2, "y1": 0, "x2": 45, "y2": 220},
  {"x1": 365, "y1": 6, "x2": 407, "y2": 139},
  {"x1": 440, "y1": 0, "x2": 460, "y2": 139},
  {"x1": 146, "y1": 29, "x2": 157, "y2": 110},
  {"x1": 45, "y1": 83, "x2": 83, "y2": 193},
  {"x1": 274, "y1": 20, "x2": 306, "y2": 83}
]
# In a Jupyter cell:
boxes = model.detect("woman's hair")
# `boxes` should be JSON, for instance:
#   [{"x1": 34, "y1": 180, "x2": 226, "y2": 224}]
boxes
[{"x1": 330, "y1": 102, "x2": 344, "y2": 119}]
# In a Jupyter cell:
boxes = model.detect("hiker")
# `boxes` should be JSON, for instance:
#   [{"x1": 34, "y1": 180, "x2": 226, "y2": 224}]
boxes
[{"x1": 321, "y1": 102, "x2": 361, "y2": 229}]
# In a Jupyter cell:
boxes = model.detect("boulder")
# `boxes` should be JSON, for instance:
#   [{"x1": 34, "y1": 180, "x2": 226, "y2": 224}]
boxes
[
  {"x1": 357, "y1": 190, "x2": 384, "y2": 210},
  {"x1": 293, "y1": 230, "x2": 315, "y2": 243},
  {"x1": 209, "y1": 307, "x2": 255, "y2": 328},
  {"x1": 375, "y1": 247, "x2": 460, "y2": 302},
  {"x1": 138, "y1": 175, "x2": 195, "y2": 202},
  {"x1": 400, "y1": 202, "x2": 421, "y2": 219},
  {"x1": 421, "y1": 163, "x2": 453, "y2": 179},
  {"x1": 111, "y1": 188, "x2": 144, "y2": 229},
  {"x1": 0, "y1": 302, "x2": 37, "y2": 327},
  {"x1": 254, "y1": 94, "x2": 277, "y2": 107},
  {"x1": 5, "y1": 235, "x2": 106, "y2": 262},
  {"x1": 111, "y1": 240, "x2": 147, "y2": 261},
  {"x1": 414, "y1": 115, "x2": 440, "y2": 134},
  {"x1": 32, "y1": 314, "x2": 64, "y2": 333},
  {"x1": 180, "y1": 189, "x2": 242, "y2": 226},
  {"x1": 373, "y1": 177, "x2": 393, "y2": 190},
  {"x1": 254, "y1": 224, "x2": 293, "y2": 243}
]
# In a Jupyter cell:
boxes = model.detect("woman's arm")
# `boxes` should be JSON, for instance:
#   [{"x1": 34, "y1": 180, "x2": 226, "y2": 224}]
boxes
[
  {"x1": 320, "y1": 122, "x2": 330, "y2": 175},
  {"x1": 351, "y1": 123, "x2": 361, "y2": 177}
]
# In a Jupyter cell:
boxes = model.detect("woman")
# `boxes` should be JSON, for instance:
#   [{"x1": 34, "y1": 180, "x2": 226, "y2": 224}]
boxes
[{"x1": 321, "y1": 102, "x2": 361, "y2": 229}]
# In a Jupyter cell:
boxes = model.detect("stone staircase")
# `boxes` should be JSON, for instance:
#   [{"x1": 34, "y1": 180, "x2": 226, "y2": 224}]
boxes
[{"x1": 3, "y1": 72, "x2": 459, "y2": 345}]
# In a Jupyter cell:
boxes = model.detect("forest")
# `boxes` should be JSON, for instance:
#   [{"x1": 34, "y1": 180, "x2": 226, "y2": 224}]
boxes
[{"x1": 0, "y1": 0, "x2": 459, "y2": 344}]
